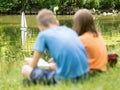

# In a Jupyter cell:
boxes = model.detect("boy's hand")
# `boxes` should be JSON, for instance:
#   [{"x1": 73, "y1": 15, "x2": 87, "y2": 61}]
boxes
[
  {"x1": 48, "y1": 58, "x2": 54, "y2": 63},
  {"x1": 48, "y1": 63, "x2": 57, "y2": 70},
  {"x1": 24, "y1": 58, "x2": 33, "y2": 65},
  {"x1": 48, "y1": 58, "x2": 57, "y2": 70},
  {"x1": 21, "y1": 65, "x2": 33, "y2": 80}
]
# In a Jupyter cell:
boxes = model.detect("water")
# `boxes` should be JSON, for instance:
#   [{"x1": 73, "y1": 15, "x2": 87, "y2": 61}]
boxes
[{"x1": 0, "y1": 15, "x2": 120, "y2": 59}]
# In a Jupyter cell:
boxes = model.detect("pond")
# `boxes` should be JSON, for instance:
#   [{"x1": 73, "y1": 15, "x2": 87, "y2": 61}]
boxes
[{"x1": 0, "y1": 15, "x2": 120, "y2": 60}]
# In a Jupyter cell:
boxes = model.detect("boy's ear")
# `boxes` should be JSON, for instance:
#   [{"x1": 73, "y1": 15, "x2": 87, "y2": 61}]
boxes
[
  {"x1": 38, "y1": 26, "x2": 41, "y2": 31},
  {"x1": 56, "y1": 20, "x2": 60, "y2": 26},
  {"x1": 38, "y1": 25, "x2": 45, "y2": 31}
]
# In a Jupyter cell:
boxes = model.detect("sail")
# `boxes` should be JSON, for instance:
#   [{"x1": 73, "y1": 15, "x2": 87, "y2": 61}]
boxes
[{"x1": 21, "y1": 11, "x2": 27, "y2": 45}]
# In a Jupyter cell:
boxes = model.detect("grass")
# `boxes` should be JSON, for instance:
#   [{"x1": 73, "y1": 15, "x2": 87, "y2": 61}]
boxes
[
  {"x1": 1, "y1": 59, "x2": 120, "y2": 90},
  {"x1": 0, "y1": 15, "x2": 120, "y2": 90}
]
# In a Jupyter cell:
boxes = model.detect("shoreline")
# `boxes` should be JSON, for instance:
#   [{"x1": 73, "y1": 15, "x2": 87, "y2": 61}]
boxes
[{"x1": 0, "y1": 9, "x2": 120, "y2": 15}]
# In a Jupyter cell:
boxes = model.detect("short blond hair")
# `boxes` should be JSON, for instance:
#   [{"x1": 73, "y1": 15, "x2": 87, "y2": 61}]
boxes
[{"x1": 37, "y1": 9, "x2": 57, "y2": 27}]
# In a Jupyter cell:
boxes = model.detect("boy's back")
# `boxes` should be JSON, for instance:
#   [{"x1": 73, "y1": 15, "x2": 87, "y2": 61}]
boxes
[{"x1": 33, "y1": 26, "x2": 89, "y2": 79}]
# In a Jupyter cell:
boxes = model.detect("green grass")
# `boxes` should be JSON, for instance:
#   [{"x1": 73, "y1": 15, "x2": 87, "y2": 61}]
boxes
[
  {"x1": 0, "y1": 58, "x2": 120, "y2": 90},
  {"x1": 0, "y1": 15, "x2": 120, "y2": 90}
]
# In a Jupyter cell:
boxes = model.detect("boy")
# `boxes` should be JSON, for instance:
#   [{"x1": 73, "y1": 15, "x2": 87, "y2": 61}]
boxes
[{"x1": 21, "y1": 9, "x2": 89, "y2": 85}]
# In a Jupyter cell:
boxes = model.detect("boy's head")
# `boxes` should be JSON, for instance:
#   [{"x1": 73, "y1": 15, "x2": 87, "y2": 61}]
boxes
[
  {"x1": 73, "y1": 9, "x2": 98, "y2": 36},
  {"x1": 37, "y1": 9, "x2": 59, "y2": 31}
]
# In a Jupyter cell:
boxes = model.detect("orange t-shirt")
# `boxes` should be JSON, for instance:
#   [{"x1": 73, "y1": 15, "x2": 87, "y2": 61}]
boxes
[{"x1": 80, "y1": 32, "x2": 108, "y2": 71}]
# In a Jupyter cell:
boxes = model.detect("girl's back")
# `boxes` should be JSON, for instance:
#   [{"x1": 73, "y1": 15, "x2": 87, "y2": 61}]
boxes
[{"x1": 80, "y1": 32, "x2": 108, "y2": 71}]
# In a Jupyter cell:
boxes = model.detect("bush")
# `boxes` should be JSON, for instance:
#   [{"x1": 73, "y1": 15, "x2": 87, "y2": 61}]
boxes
[
  {"x1": 99, "y1": 0, "x2": 115, "y2": 10},
  {"x1": 83, "y1": 0, "x2": 100, "y2": 9},
  {"x1": 114, "y1": 0, "x2": 120, "y2": 9}
]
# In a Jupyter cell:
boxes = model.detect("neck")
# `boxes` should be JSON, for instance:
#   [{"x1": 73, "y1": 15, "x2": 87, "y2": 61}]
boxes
[
  {"x1": 40, "y1": 24, "x2": 59, "y2": 31},
  {"x1": 48, "y1": 24, "x2": 58, "y2": 28}
]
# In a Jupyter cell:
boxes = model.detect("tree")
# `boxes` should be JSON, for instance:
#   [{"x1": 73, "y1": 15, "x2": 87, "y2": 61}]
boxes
[
  {"x1": 0, "y1": 0, "x2": 119, "y2": 14},
  {"x1": 114, "y1": 0, "x2": 120, "y2": 9},
  {"x1": 99, "y1": 0, "x2": 115, "y2": 10},
  {"x1": 83, "y1": 0, "x2": 99, "y2": 9},
  {"x1": 0, "y1": 0, "x2": 18, "y2": 11}
]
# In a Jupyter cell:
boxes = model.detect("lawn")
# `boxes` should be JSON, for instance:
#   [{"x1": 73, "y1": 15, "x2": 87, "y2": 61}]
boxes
[
  {"x1": 0, "y1": 59, "x2": 120, "y2": 90},
  {"x1": 0, "y1": 15, "x2": 120, "y2": 90}
]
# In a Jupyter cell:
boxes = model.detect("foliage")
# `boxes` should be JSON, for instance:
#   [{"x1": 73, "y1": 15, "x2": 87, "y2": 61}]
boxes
[
  {"x1": 0, "y1": 0, "x2": 18, "y2": 11},
  {"x1": 57, "y1": 0, "x2": 76, "y2": 15},
  {"x1": 114, "y1": 0, "x2": 120, "y2": 9},
  {"x1": 99, "y1": 0, "x2": 115, "y2": 10},
  {"x1": 83, "y1": 0, "x2": 100, "y2": 9},
  {"x1": 0, "y1": 27, "x2": 24, "y2": 61},
  {"x1": 0, "y1": 0, "x2": 120, "y2": 14}
]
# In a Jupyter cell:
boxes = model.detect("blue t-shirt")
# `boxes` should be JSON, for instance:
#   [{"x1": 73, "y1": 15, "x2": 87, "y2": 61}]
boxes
[{"x1": 33, "y1": 26, "x2": 89, "y2": 79}]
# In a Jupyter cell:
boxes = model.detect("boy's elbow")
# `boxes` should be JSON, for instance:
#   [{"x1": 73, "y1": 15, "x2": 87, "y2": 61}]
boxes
[{"x1": 30, "y1": 63, "x2": 37, "y2": 69}]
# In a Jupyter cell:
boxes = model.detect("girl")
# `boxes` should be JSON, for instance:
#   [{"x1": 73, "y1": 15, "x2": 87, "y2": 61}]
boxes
[{"x1": 73, "y1": 9, "x2": 108, "y2": 74}]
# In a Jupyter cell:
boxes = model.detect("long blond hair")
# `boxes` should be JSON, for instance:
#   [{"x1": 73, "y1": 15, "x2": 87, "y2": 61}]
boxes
[{"x1": 73, "y1": 9, "x2": 98, "y2": 37}]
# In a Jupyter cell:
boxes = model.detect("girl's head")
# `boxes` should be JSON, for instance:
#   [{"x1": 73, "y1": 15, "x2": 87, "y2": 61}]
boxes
[{"x1": 73, "y1": 9, "x2": 98, "y2": 36}]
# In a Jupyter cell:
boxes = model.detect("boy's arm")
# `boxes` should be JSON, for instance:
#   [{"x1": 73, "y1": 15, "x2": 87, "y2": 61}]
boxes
[{"x1": 30, "y1": 51, "x2": 41, "y2": 68}]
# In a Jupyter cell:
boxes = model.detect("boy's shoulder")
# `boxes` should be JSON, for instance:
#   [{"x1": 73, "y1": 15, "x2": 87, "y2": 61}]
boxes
[{"x1": 39, "y1": 25, "x2": 77, "y2": 38}]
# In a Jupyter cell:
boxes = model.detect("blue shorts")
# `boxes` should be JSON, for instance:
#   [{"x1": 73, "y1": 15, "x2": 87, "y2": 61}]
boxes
[
  {"x1": 23, "y1": 68, "x2": 89, "y2": 86},
  {"x1": 30, "y1": 67, "x2": 57, "y2": 85}
]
